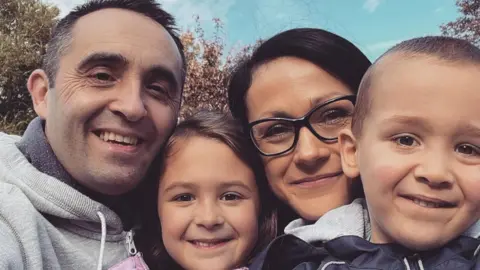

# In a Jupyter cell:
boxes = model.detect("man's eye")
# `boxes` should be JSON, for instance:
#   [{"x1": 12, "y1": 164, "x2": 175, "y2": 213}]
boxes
[{"x1": 93, "y1": 72, "x2": 114, "y2": 82}]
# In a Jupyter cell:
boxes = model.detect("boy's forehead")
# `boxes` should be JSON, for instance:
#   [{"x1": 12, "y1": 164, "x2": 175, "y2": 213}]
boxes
[{"x1": 366, "y1": 54, "x2": 480, "y2": 121}]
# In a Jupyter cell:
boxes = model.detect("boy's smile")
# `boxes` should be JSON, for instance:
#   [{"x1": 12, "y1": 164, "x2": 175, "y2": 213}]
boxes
[{"x1": 340, "y1": 54, "x2": 480, "y2": 251}]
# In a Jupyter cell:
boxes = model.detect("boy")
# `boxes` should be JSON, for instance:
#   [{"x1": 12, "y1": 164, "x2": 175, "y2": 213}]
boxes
[{"x1": 250, "y1": 36, "x2": 480, "y2": 269}]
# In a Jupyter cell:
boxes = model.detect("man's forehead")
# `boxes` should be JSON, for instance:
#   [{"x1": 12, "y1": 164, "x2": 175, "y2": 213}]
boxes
[{"x1": 66, "y1": 8, "x2": 182, "y2": 78}]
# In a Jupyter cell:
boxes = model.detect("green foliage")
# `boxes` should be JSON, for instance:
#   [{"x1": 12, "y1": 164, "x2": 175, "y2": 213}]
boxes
[{"x1": 0, "y1": 0, "x2": 59, "y2": 134}]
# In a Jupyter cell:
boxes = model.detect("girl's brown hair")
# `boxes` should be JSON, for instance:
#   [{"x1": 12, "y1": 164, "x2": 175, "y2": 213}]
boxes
[{"x1": 135, "y1": 110, "x2": 278, "y2": 269}]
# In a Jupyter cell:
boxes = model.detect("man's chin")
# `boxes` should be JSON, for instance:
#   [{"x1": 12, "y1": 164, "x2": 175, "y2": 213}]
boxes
[{"x1": 81, "y1": 171, "x2": 145, "y2": 196}]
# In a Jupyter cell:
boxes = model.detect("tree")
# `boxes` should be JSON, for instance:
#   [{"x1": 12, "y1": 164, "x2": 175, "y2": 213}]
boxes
[
  {"x1": 179, "y1": 16, "x2": 255, "y2": 119},
  {"x1": 441, "y1": 0, "x2": 480, "y2": 46},
  {"x1": 0, "y1": 0, "x2": 59, "y2": 134}
]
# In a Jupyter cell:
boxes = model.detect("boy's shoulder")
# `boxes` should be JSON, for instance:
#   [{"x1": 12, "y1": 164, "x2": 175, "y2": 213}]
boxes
[{"x1": 249, "y1": 233, "x2": 480, "y2": 270}]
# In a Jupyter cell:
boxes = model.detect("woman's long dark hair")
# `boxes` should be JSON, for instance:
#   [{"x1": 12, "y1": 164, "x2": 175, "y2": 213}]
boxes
[
  {"x1": 227, "y1": 28, "x2": 371, "y2": 229},
  {"x1": 135, "y1": 110, "x2": 278, "y2": 269}
]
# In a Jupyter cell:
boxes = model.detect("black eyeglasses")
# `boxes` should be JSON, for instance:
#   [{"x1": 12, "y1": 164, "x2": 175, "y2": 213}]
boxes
[{"x1": 248, "y1": 95, "x2": 356, "y2": 156}]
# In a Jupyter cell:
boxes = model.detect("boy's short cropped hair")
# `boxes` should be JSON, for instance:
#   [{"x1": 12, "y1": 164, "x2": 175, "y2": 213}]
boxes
[{"x1": 352, "y1": 36, "x2": 480, "y2": 136}]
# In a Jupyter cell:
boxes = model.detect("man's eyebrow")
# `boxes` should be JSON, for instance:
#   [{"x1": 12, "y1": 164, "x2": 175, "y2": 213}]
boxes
[
  {"x1": 77, "y1": 52, "x2": 128, "y2": 71},
  {"x1": 147, "y1": 65, "x2": 180, "y2": 92}
]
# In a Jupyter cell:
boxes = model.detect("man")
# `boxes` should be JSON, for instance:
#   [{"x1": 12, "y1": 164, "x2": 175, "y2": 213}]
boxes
[{"x1": 0, "y1": 0, "x2": 185, "y2": 269}]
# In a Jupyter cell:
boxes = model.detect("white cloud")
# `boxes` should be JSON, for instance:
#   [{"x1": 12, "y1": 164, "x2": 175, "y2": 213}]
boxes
[
  {"x1": 363, "y1": 0, "x2": 381, "y2": 13},
  {"x1": 366, "y1": 39, "x2": 401, "y2": 53},
  {"x1": 434, "y1": 7, "x2": 444, "y2": 13}
]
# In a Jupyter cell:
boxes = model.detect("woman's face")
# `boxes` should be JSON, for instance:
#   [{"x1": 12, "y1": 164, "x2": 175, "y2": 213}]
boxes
[{"x1": 245, "y1": 56, "x2": 355, "y2": 221}]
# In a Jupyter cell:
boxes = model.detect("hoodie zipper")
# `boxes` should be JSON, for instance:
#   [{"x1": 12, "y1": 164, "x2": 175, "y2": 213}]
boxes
[
  {"x1": 125, "y1": 231, "x2": 138, "y2": 256},
  {"x1": 405, "y1": 254, "x2": 422, "y2": 270}
]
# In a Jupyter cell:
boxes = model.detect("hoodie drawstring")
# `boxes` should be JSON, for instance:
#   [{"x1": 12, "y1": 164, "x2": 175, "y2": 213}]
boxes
[
  {"x1": 403, "y1": 257, "x2": 425, "y2": 270},
  {"x1": 417, "y1": 258, "x2": 425, "y2": 270},
  {"x1": 96, "y1": 211, "x2": 107, "y2": 270}
]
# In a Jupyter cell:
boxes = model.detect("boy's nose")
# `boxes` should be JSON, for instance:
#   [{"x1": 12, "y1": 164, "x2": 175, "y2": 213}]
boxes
[{"x1": 413, "y1": 151, "x2": 454, "y2": 188}]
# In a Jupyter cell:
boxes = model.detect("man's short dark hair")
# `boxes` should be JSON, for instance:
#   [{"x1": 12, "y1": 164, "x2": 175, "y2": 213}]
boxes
[
  {"x1": 43, "y1": 0, "x2": 186, "y2": 88},
  {"x1": 352, "y1": 36, "x2": 480, "y2": 136}
]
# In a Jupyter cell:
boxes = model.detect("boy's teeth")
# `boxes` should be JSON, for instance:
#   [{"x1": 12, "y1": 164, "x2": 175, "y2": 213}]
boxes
[
  {"x1": 412, "y1": 198, "x2": 441, "y2": 208},
  {"x1": 99, "y1": 131, "x2": 138, "y2": 146}
]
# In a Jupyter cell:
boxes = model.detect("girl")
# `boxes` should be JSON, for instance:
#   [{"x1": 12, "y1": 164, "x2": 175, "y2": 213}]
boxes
[{"x1": 136, "y1": 110, "x2": 277, "y2": 270}]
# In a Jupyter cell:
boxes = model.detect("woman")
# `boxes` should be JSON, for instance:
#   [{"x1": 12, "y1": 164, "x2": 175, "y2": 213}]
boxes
[{"x1": 228, "y1": 28, "x2": 371, "y2": 231}]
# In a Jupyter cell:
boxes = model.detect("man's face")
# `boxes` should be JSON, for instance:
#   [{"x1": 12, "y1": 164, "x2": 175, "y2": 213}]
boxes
[
  {"x1": 341, "y1": 56, "x2": 480, "y2": 250},
  {"x1": 42, "y1": 8, "x2": 183, "y2": 195}
]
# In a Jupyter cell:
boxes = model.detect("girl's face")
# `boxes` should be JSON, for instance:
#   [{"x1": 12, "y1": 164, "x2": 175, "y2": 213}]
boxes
[
  {"x1": 158, "y1": 136, "x2": 260, "y2": 270},
  {"x1": 245, "y1": 57, "x2": 355, "y2": 221}
]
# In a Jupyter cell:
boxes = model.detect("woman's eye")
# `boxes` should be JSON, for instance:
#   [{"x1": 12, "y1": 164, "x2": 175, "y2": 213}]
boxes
[
  {"x1": 173, "y1": 194, "x2": 194, "y2": 202},
  {"x1": 394, "y1": 135, "x2": 417, "y2": 146},
  {"x1": 456, "y1": 144, "x2": 480, "y2": 156},
  {"x1": 322, "y1": 109, "x2": 350, "y2": 124},
  {"x1": 221, "y1": 193, "x2": 241, "y2": 201}
]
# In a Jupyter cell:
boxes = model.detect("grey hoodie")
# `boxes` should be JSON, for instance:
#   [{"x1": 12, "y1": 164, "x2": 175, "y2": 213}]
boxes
[
  {"x1": 285, "y1": 198, "x2": 480, "y2": 243},
  {"x1": 0, "y1": 131, "x2": 141, "y2": 269}
]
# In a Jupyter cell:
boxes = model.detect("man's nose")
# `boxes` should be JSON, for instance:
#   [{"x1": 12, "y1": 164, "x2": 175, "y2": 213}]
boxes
[{"x1": 108, "y1": 80, "x2": 147, "y2": 122}]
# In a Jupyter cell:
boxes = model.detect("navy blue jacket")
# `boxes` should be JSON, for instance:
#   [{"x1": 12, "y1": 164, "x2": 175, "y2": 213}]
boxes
[{"x1": 249, "y1": 234, "x2": 480, "y2": 270}]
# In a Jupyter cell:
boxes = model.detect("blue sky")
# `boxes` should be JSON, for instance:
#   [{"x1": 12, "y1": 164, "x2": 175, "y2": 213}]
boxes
[{"x1": 49, "y1": 0, "x2": 460, "y2": 60}]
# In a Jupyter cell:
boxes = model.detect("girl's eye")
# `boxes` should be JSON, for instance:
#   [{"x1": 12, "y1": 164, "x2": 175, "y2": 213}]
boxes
[
  {"x1": 221, "y1": 192, "x2": 242, "y2": 201},
  {"x1": 173, "y1": 194, "x2": 194, "y2": 202},
  {"x1": 394, "y1": 135, "x2": 418, "y2": 147},
  {"x1": 456, "y1": 144, "x2": 480, "y2": 156}
]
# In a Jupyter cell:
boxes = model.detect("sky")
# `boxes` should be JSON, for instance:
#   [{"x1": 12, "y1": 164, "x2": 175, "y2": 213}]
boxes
[{"x1": 45, "y1": 0, "x2": 461, "y2": 60}]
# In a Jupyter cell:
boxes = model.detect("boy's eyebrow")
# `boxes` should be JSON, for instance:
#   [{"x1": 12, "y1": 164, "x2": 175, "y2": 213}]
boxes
[
  {"x1": 381, "y1": 115, "x2": 434, "y2": 133},
  {"x1": 455, "y1": 123, "x2": 480, "y2": 138}
]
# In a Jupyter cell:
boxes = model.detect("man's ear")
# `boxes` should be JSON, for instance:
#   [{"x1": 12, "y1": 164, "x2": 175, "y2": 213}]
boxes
[
  {"x1": 27, "y1": 69, "x2": 50, "y2": 120},
  {"x1": 338, "y1": 128, "x2": 360, "y2": 179}
]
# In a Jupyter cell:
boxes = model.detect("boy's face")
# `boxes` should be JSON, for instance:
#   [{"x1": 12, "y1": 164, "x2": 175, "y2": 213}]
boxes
[{"x1": 340, "y1": 55, "x2": 480, "y2": 250}]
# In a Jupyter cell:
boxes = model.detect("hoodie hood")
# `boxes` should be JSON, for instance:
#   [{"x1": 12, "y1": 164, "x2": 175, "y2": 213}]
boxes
[
  {"x1": 0, "y1": 132, "x2": 124, "y2": 236},
  {"x1": 284, "y1": 198, "x2": 371, "y2": 243}
]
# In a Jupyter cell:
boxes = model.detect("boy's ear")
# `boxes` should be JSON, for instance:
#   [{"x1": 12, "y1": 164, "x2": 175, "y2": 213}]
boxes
[
  {"x1": 27, "y1": 69, "x2": 50, "y2": 120},
  {"x1": 338, "y1": 128, "x2": 360, "y2": 179}
]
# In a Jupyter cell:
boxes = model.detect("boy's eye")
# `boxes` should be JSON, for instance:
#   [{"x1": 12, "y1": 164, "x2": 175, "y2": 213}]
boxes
[
  {"x1": 221, "y1": 192, "x2": 242, "y2": 201},
  {"x1": 394, "y1": 135, "x2": 417, "y2": 147},
  {"x1": 456, "y1": 144, "x2": 480, "y2": 156},
  {"x1": 173, "y1": 194, "x2": 194, "y2": 202}
]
